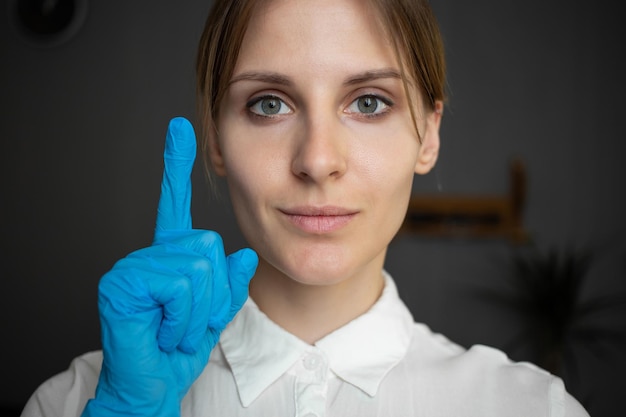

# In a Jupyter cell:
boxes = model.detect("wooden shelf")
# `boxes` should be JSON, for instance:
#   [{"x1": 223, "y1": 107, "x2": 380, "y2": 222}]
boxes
[{"x1": 400, "y1": 158, "x2": 528, "y2": 243}]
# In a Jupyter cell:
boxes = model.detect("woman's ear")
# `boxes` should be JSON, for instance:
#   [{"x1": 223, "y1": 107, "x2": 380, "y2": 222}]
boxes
[
  {"x1": 414, "y1": 100, "x2": 443, "y2": 175},
  {"x1": 208, "y1": 124, "x2": 227, "y2": 177}
]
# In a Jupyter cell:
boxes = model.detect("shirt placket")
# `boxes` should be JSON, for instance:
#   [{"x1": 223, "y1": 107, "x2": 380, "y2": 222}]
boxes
[{"x1": 294, "y1": 349, "x2": 329, "y2": 417}]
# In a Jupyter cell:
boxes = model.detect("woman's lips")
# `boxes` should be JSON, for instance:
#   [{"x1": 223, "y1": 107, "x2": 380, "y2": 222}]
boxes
[{"x1": 280, "y1": 206, "x2": 357, "y2": 234}]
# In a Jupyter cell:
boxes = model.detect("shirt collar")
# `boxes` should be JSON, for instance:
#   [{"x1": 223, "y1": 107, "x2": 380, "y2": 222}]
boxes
[{"x1": 219, "y1": 271, "x2": 414, "y2": 407}]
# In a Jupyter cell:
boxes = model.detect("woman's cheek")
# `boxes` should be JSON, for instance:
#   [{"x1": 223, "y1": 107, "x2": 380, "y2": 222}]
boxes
[{"x1": 349, "y1": 121, "x2": 420, "y2": 182}]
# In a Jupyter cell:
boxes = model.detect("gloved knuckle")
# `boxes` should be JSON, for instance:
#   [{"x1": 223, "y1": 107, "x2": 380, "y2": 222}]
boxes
[
  {"x1": 170, "y1": 275, "x2": 193, "y2": 296},
  {"x1": 191, "y1": 256, "x2": 213, "y2": 276},
  {"x1": 98, "y1": 271, "x2": 119, "y2": 295},
  {"x1": 195, "y1": 230, "x2": 224, "y2": 247}
]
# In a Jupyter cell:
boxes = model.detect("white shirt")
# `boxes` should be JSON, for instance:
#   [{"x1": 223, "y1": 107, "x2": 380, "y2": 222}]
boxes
[{"x1": 22, "y1": 273, "x2": 589, "y2": 417}]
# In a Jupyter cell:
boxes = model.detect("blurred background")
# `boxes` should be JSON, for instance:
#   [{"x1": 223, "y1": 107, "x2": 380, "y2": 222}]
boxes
[{"x1": 1, "y1": 0, "x2": 624, "y2": 416}]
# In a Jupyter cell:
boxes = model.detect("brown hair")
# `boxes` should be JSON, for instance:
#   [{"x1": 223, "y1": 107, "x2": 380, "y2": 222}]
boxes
[{"x1": 196, "y1": 0, "x2": 446, "y2": 176}]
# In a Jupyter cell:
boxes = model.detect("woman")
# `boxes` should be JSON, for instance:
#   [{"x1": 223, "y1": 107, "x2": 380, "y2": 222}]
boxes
[{"x1": 22, "y1": 0, "x2": 589, "y2": 416}]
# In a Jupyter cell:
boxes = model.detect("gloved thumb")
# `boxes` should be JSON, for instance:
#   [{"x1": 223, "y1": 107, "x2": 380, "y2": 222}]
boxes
[{"x1": 227, "y1": 248, "x2": 258, "y2": 315}]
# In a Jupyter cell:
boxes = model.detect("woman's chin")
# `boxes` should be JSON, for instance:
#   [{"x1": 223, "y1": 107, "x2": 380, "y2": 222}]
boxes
[{"x1": 257, "y1": 244, "x2": 384, "y2": 289}]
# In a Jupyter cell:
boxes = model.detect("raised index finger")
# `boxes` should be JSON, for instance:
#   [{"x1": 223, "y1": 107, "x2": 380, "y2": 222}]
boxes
[{"x1": 155, "y1": 117, "x2": 196, "y2": 232}]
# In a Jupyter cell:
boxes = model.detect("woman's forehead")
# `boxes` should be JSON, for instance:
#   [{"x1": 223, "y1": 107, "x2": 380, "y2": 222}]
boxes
[{"x1": 233, "y1": 0, "x2": 399, "y2": 80}]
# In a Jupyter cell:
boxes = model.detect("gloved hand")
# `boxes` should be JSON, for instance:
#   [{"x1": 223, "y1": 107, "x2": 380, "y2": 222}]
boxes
[{"x1": 82, "y1": 117, "x2": 258, "y2": 417}]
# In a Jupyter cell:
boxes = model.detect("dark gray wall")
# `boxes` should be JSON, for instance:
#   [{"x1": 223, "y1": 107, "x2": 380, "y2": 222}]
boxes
[{"x1": 1, "y1": 0, "x2": 624, "y2": 415}]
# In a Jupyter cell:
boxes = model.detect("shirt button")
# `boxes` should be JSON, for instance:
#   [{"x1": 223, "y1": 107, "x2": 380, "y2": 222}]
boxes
[{"x1": 303, "y1": 353, "x2": 321, "y2": 370}]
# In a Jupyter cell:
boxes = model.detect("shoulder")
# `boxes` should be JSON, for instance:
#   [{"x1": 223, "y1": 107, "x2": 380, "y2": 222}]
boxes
[
  {"x1": 389, "y1": 324, "x2": 589, "y2": 417},
  {"x1": 405, "y1": 322, "x2": 546, "y2": 380},
  {"x1": 21, "y1": 351, "x2": 102, "y2": 417}
]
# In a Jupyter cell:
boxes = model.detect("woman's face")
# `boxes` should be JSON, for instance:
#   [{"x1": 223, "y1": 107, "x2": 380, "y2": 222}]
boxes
[{"x1": 211, "y1": 0, "x2": 441, "y2": 286}]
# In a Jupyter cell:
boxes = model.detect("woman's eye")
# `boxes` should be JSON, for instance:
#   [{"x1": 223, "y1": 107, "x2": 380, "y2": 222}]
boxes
[
  {"x1": 247, "y1": 96, "x2": 292, "y2": 117},
  {"x1": 347, "y1": 95, "x2": 392, "y2": 116}
]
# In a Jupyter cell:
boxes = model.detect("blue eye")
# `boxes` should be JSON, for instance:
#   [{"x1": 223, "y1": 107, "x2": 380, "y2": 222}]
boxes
[
  {"x1": 347, "y1": 95, "x2": 392, "y2": 116},
  {"x1": 247, "y1": 96, "x2": 292, "y2": 116}
]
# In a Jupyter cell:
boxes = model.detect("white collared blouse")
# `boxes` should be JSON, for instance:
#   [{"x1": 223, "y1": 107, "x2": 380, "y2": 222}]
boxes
[{"x1": 22, "y1": 273, "x2": 589, "y2": 417}]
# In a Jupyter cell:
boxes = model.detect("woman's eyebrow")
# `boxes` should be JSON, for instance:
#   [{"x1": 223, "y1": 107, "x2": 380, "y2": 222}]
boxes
[
  {"x1": 229, "y1": 68, "x2": 403, "y2": 87},
  {"x1": 229, "y1": 71, "x2": 292, "y2": 86},
  {"x1": 343, "y1": 68, "x2": 403, "y2": 86}
]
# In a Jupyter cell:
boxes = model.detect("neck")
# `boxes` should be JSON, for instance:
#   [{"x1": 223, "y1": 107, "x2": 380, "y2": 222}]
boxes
[{"x1": 249, "y1": 259, "x2": 385, "y2": 344}]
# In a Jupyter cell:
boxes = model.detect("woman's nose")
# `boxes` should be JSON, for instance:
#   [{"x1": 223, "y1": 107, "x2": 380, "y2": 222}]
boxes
[{"x1": 291, "y1": 114, "x2": 348, "y2": 183}]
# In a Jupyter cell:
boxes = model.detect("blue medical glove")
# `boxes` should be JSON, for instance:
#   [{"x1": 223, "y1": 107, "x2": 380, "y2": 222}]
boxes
[{"x1": 81, "y1": 117, "x2": 258, "y2": 417}]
